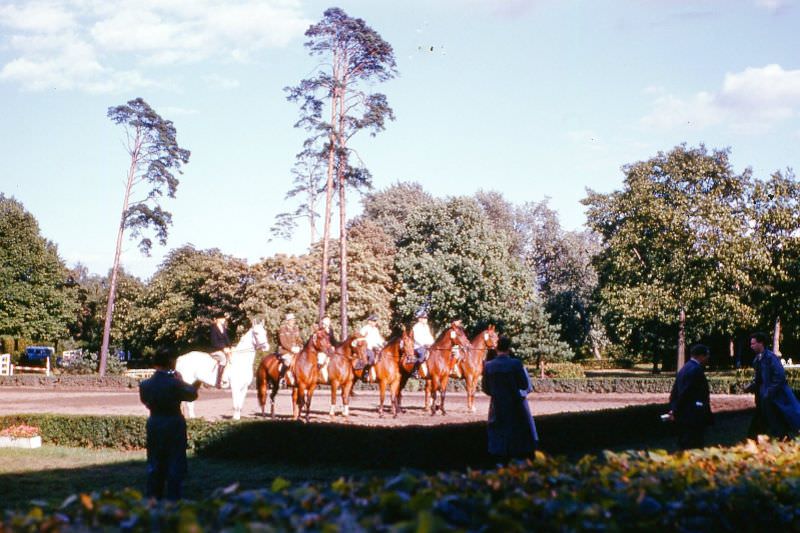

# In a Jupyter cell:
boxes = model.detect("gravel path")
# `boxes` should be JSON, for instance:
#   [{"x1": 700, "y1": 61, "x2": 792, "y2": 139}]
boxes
[{"x1": 0, "y1": 387, "x2": 754, "y2": 426}]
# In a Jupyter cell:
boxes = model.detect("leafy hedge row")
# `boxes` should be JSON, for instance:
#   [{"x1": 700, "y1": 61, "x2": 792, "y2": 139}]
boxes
[
  {"x1": 0, "y1": 403, "x2": 749, "y2": 469},
  {"x1": 3, "y1": 437, "x2": 800, "y2": 531}
]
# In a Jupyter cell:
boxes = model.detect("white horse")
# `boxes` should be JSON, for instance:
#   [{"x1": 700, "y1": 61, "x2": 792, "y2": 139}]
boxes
[{"x1": 175, "y1": 322, "x2": 269, "y2": 420}]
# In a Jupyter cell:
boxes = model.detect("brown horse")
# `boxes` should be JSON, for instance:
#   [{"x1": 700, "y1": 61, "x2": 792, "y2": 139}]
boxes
[
  {"x1": 422, "y1": 322, "x2": 472, "y2": 415},
  {"x1": 255, "y1": 353, "x2": 284, "y2": 418},
  {"x1": 319, "y1": 334, "x2": 368, "y2": 418},
  {"x1": 291, "y1": 327, "x2": 332, "y2": 422},
  {"x1": 373, "y1": 327, "x2": 416, "y2": 418},
  {"x1": 458, "y1": 325, "x2": 499, "y2": 413}
]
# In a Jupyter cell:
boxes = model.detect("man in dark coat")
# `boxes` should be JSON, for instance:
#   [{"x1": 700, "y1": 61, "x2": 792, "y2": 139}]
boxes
[
  {"x1": 139, "y1": 347, "x2": 200, "y2": 501},
  {"x1": 481, "y1": 336, "x2": 538, "y2": 462},
  {"x1": 746, "y1": 331, "x2": 800, "y2": 438},
  {"x1": 668, "y1": 343, "x2": 713, "y2": 450}
]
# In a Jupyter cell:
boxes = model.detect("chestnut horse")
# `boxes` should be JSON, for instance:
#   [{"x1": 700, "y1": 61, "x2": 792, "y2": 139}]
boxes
[
  {"x1": 319, "y1": 334, "x2": 368, "y2": 418},
  {"x1": 291, "y1": 327, "x2": 332, "y2": 422},
  {"x1": 422, "y1": 322, "x2": 472, "y2": 415},
  {"x1": 255, "y1": 351, "x2": 293, "y2": 418},
  {"x1": 374, "y1": 327, "x2": 416, "y2": 418},
  {"x1": 458, "y1": 325, "x2": 499, "y2": 413}
]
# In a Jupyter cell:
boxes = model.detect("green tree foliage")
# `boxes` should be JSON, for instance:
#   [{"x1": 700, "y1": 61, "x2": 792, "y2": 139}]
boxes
[
  {"x1": 394, "y1": 196, "x2": 571, "y2": 363},
  {"x1": 359, "y1": 182, "x2": 435, "y2": 243},
  {"x1": 243, "y1": 254, "x2": 319, "y2": 346},
  {"x1": 748, "y1": 169, "x2": 800, "y2": 347},
  {"x1": 129, "y1": 246, "x2": 248, "y2": 354},
  {"x1": 583, "y1": 145, "x2": 757, "y2": 364},
  {"x1": 0, "y1": 195, "x2": 77, "y2": 342},
  {"x1": 70, "y1": 264, "x2": 144, "y2": 355},
  {"x1": 101, "y1": 98, "x2": 190, "y2": 374}
]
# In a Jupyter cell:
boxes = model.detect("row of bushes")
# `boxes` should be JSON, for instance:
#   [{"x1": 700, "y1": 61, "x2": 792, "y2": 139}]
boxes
[
  {"x1": 3, "y1": 432, "x2": 798, "y2": 530},
  {"x1": 0, "y1": 402, "x2": 751, "y2": 468}
]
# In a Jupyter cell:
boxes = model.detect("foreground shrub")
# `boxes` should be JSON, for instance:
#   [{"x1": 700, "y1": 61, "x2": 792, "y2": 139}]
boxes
[{"x1": 3, "y1": 437, "x2": 800, "y2": 531}]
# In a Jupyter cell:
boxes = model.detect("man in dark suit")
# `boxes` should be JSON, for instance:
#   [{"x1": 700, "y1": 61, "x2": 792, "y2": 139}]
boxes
[
  {"x1": 746, "y1": 331, "x2": 800, "y2": 438},
  {"x1": 668, "y1": 343, "x2": 713, "y2": 450},
  {"x1": 139, "y1": 347, "x2": 201, "y2": 501}
]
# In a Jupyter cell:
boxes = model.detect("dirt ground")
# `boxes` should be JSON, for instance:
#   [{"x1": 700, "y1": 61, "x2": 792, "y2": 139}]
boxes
[{"x1": 0, "y1": 386, "x2": 754, "y2": 426}]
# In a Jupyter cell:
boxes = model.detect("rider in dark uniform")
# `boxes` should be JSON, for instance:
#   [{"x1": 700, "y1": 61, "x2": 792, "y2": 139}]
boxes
[
  {"x1": 210, "y1": 312, "x2": 232, "y2": 388},
  {"x1": 139, "y1": 347, "x2": 201, "y2": 501}
]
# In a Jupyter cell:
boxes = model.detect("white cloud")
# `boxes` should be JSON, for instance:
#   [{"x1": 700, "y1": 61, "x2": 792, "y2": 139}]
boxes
[
  {"x1": 0, "y1": 0, "x2": 310, "y2": 93},
  {"x1": 642, "y1": 64, "x2": 800, "y2": 134},
  {"x1": 754, "y1": 0, "x2": 791, "y2": 13},
  {"x1": 203, "y1": 74, "x2": 240, "y2": 90}
]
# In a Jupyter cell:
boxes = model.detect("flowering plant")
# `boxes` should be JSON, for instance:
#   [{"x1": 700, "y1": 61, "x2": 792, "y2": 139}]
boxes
[{"x1": 0, "y1": 424, "x2": 40, "y2": 438}]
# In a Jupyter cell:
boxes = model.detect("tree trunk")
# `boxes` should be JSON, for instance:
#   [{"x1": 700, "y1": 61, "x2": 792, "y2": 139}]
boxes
[
  {"x1": 99, "y1": 130, "x2": 141, "y2": 376},
  {"x1": 773, "y1": 316, "x2": 781, "y2": 355},
  {"x1": 337, "y1": 73, "x2": 349, "y2": 338},
  {"x1": 677, "y1": 307, "x2": 686, "y2": 370},
  {"x1": 317, "y1": 96, "x2": 338, "y2": 321}
]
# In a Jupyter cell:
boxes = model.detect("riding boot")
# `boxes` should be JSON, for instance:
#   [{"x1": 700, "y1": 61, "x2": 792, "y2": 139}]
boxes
[{"x1": 215, "y1": 365, "x2": 225, "y2": 389}]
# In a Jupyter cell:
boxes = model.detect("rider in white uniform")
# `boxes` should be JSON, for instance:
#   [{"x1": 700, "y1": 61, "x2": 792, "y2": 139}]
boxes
[
  {"x1": 411, "y1": 311, "x2": 435, "y2": 364},
  {"x1": 359, "y1": 314, "x2": 384, "y2": 372}
]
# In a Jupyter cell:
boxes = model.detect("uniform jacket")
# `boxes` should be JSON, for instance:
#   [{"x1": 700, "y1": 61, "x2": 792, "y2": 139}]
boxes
[
  {"x1": 412, "y1": 321, "x2": 435, "y2": 349},
  {"x1": 139, "y1": 369, "x2": 199, "y2": 417},
  {"x1": 359, "y1": 324, "x2": 385, "y2": 350},
  {"x1": 751, "y1": 349, "x2": 800, "y2": 432},
  {"x1": 210, "y1": 324, "x2": 231, "y2": 352},
  {"x1": 482, "y1": 354, "x2": 538, "y2": 457},
  {"x1": 669, "y1": 358, "x2": 713, "y2": 428},
  {"x1": 278, "y1": 323, "x2": 302, "y2": 354}
]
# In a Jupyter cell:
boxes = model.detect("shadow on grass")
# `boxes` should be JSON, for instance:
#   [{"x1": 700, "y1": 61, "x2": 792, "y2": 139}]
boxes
[{"x1": 0, "y1": 403, "x2": 757, "y2": 509}]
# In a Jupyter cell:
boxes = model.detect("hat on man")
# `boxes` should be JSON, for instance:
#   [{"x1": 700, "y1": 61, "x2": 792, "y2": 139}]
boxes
[
  {"x1": 367, "y1": 314, "x2": 378, "y2": 322},
  {"x1": 285, "y1": 313, "x2": 295, "y2": 321},
  {"x1": 415, "y1": 309, "x2": 428, "y2": 319}
]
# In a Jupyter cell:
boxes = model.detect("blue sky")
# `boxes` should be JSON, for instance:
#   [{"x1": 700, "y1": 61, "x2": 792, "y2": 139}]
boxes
[{"x1": 1, "y1": 0, "x2": 799, "y2": 280}]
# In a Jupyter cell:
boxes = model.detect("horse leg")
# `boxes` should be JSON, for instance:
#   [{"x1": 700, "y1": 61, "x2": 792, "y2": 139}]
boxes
[
  {"x1": 185, "y1": 401, "x2": 196, "y2": 419},
  {"x1": 329, "y1": 382, "x2": 337, "y2": 418},
  {"x1": 390, "y1": 379, "x2": 400, "y2": 418},
  {"x1": 430, "y1": 378, "x2": 438, "y2": 416},
  {"x1": 440, "y1": 380, "x2": 448, "y2": 416},
  {"x1": 270, "y1": 379, "x2": 279, "y2": 419},
  {"x1": 465, "y1": 373, "x2": 475, "y2": 413},
  {"x1": 342, "y1": 380, "x2": 352, "y2": 418},
  {"x1": 305, "y1": 386, "x2": 314, "y2": 423},
  {"x1": 378, "y1": 380, "x2": 386, "y2": 418},
  {"x1": 292, "y1": 387, "x2": 300, "y2": 421}
]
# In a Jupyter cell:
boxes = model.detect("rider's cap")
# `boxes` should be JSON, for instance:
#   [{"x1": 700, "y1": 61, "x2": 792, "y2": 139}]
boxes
[
  {"x1": 285, "y1": 313, "x2": 295, "y2": 321},
  {"x1": 367, "y1": 314, "x2": 378, "y2": 321},
  {"x1": 416, "y1": 310, "x2": 428, "y2": 319}
]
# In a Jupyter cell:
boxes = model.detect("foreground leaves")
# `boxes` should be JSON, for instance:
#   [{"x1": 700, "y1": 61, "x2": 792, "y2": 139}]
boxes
[{"x1": 3, "y1": 437, "x2": 800, "y2": 532}]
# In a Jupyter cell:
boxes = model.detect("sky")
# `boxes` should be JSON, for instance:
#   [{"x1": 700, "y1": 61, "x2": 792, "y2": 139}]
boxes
[{"x1": 1, "y1": 0, "x2": 799, "y2": 280}]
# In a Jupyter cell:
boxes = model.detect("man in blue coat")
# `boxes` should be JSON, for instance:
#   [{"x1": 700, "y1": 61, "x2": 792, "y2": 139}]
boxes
[
  {"x1": 746, "y1": 331, "x2": 800, "y2": 438},
  {"x1": 482, "y1": 336, "x2": 538, "y2": 462},
  {"x1": 139, "y1": 347, "x2": 201, "y2": 501},
  {"x1": 668, "y1": 343, "x2": 713, "y2": 450}
]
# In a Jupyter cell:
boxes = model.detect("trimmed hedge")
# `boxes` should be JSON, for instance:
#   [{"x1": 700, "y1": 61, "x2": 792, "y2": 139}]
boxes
[
  {"x1": 3, "y1": 436, "x2": 800, "y2": 531},
  {"x1": 0, "y1": 403, "x2": 750, "y2": 469}
]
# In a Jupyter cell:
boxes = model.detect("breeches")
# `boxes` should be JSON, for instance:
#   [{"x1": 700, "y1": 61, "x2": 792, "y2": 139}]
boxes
[{"x1": 210, "y1": 351, "x2": 227, "y2": 366}]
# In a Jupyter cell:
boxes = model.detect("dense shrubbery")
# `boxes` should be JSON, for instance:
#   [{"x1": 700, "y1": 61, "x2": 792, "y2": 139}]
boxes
[
  {"x1": 577, "y1": 358, "x2": 635, "y2": 369},
  {"x1": 541, "y1": 362, "x2": 586, "y2": 379},
  {"x1": 3, "y1": 437, "x2": 800, "y2": 531},
  {"x1": 59, "y1": 351, "x2": 128, "y2": 375}
]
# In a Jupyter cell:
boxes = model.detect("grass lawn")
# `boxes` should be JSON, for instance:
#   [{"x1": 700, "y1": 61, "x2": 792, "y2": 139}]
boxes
[{"x1": 0, "y1": 446, "x2": 389, "y2": 510}]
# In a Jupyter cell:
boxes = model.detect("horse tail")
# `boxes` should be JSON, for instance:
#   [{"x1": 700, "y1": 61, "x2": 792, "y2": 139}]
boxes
[{"x1": 256, "y1": 361, "x2": 267, "y2": 406}]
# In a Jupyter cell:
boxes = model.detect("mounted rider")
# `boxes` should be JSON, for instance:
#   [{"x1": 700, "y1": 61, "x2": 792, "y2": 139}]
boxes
[
  {"x1": 210, "y1": 312, "x2": 232, "y2": 389},
  {"x1": 320, "y1": 315, "x2": 339, "y2": 347},
  {"x1": 277, "y1": 313, "x2": 302, "y2": 386},
  {"x1": 411, "y1": 310, "x2": 434, "y2": 365},
  {"x1": 358, "y1": 314, "x2": 384, "y2": 380}
]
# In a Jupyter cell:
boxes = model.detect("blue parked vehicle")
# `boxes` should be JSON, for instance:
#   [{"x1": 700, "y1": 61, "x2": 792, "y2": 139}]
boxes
[{"x1": 24, "y1": 346, "x2": 54, "y2": 362}]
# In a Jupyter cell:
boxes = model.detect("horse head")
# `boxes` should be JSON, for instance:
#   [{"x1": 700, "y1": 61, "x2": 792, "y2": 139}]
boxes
[
  {"x1": 250, "y1": 322, "x2": 270, "y2": 352},
  {"x1": 448, "y1": 322, "x2": 472, "y2": 357},
  {"x1": 311, "y1": 327, "x2": 332, "y2": 358},
  {"x1": 483, "y1": 325, "x2": 499, "y2": 350},
  {"x1": 398, "y1": 327, "x2": 415, "y2": 361},
  {"x1": 347, "y1": 335, "x2": 368, "y2": 362}
]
